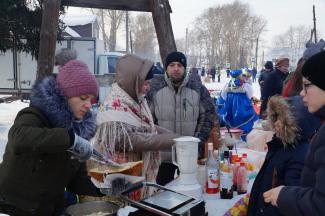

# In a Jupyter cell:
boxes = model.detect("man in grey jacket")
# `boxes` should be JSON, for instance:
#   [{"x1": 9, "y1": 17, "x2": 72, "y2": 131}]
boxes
[{"x1": 147, "y1": 51, "x2": 215, "y2": 160}]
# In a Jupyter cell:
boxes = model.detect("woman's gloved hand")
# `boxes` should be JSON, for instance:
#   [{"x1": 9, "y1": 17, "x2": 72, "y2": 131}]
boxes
[{"x1": 69, "y1": 134, "x2": 93, "y2": 161}]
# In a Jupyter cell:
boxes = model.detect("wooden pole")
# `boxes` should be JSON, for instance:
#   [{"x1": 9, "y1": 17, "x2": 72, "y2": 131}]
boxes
[
  {"x1": 149, "y1": 0, "x2": 176, "y2": 65},
  {"x1": 185, "y1": 27, "x2": 188, "y2": 56},
  {"x1": 228, "y1": 42, "x2": 231, "y2": 69},
  {"x1": 255, "y1": 36, "x2": 259, "y2": 68},
  {"x1": 36, "y1": 0, "x2": 61, "y2": 81},
  {"x1": 125, "y1": 11, "x2": 129, "y2": 53},
  {"x1": 261, "y1": 50, "x2": 264, "y2": 70},
  {"x1": 313, "y1": 5, "x2": 317, "y2": 43},
  {"x1": 130, "y1": 31, "x2": 133, "y2": 54}
]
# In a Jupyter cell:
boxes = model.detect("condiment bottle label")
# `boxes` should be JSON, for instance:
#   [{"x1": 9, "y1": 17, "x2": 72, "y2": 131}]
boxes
[
  {"x1": 220, "y1": 171, "x2": 232, "y2": 190},
  {"x1": 207, "y1": 169, "x2": 218, "y2": 188}
]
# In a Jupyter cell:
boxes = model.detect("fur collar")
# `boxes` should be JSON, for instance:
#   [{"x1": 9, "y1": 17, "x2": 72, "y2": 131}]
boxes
[
  {"x1": 267, "y1": 96, "x2": 320, "y2": 146},
  {"x1": 29, "y1": 76, "x2": 96, "y2": 140}
]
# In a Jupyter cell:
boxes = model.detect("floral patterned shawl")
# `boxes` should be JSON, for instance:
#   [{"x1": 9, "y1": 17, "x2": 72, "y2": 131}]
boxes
[{"x1": 92, "y1": 83, "x2": 160, "y2": 194}]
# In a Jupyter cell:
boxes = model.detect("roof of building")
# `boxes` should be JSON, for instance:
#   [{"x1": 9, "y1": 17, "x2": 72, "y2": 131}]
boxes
[{"x1": 62, "y1": 14, "x2": 97, "y2": 26}]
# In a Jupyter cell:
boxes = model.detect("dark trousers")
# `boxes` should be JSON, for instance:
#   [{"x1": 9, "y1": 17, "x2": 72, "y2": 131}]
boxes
[
  {"x1": 211, "y1": 74, "x2": 216, "y2": 82},
  {"x1": 0, "y1": 204, "x2": 35, "y2": 216}
]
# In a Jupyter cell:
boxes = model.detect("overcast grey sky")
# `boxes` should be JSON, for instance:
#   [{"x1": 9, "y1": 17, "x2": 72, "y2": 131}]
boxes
[
  {"x1": 169, "y1": 0, "x2": 325, "y2": 47},
  {"x1": 66, "y1": 0, "x2": 325, "y2": 51}
]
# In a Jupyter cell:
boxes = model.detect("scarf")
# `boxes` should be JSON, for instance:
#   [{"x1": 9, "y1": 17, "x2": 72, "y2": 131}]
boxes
[{"x1": 93, "y1": 83, "x2": 160, "y2": 190}]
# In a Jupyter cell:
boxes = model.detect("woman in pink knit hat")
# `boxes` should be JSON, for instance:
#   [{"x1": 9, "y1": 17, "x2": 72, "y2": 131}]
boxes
[{"x1": 0, "y1": 60, "x2": 103, "y2": 215}]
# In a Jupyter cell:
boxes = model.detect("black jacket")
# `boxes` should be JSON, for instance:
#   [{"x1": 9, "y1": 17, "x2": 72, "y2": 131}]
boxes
[
  {"x1": 0, "y1": 77, "x2": 100, "y2": 215},
  {"x1": 248, "y1": 96, "x2": 321, "y2": 216},
  {"x1": 258, "y1": 69, "x2": 271, "y2": 99},
  {"x1": 247, "y1": 137, "x2": 308, "y2": 216},
  {"x1": 260, "y1": 69, "x2": 288, "y2": 113},
  {"x1": 277, "y1": 107, "x2": 325, "y2": 216}
]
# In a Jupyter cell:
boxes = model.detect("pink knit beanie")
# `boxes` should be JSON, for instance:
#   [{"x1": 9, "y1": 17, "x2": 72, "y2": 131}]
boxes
[{"x1": 56, "y1": 60, "x2": 99, "y2": 98}]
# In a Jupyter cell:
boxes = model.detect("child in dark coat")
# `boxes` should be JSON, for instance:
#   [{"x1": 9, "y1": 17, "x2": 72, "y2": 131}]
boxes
[
  {"x1": 263, "y1": 51, "x2": 325, "y2": 216},
  {"x1": 248, "y1": 95, "x2": 320, "y2": 216}
]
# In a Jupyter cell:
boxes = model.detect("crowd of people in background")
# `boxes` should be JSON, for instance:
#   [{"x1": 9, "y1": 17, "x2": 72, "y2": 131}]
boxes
[{"x1": 0, "y1": 36, "x2": 324, "y2": 216}]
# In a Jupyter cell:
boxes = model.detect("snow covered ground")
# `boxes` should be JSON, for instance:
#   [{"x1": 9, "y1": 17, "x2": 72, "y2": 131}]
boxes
[
  {"x1": 0, "y1": 73, "x2": 261, "y2": 162},
  {"x1": 0, "y1": 99, "x2": 29, "y2": 162}
]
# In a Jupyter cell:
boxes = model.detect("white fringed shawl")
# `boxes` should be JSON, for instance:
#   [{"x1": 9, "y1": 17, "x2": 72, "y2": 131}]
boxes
[{"x1": 92, "y1": 83, "x2": 160, "y2": 193}]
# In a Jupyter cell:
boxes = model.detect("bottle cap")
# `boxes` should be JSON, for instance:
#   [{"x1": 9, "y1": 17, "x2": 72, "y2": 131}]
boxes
[
  {"x1": 240, "y1": 162, "x2": 245, "y2": 166},
  {"x1": 232, "y1": 154, "x2": 238, "y2": 163},
  {"x1": 242, "y1": 153, "x2": 247, "y2": 158}
]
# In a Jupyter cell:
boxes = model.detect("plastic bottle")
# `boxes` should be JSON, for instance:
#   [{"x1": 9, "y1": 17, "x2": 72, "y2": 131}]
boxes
[
  {"x1": 241, "y1": 153, "x2": 250, "y2": 182},
  {"x1": 232, "y1": 157, "x2": 241, "y2": 191},
  {"x1": 205, "y1": 143, "x2": 219, "y2": 194},
  {"x1": 220, "y1": 151, "x2": 233, "y2": 199},
  {"x1": 237, "y1": 162, "x2": 248, "y2": 194}
]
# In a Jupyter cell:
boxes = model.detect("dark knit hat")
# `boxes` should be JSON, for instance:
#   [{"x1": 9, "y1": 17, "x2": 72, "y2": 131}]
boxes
[
  {"x1": 145, "y1": 66, "x2": 155, "y2": 80},
  {"x1": 57, "y1": 60, "x2": 99, "y2": 98},
  {"x1": 275, "y1": 58, "x2": 289, "y2": 68},
  {"x1": 302, "y1": 39, "x2": 325, "y2": 60},
  {"x1": 54, "y1": 48, "x2": 77, "y2": 66},
  {"x1": 165, "y1": 51, "x2": 187, "y2": 69},
  {"x1": 301, "y1": 51, "x2": 325, "y2": 91},
  {"x1": 264, "y1": 61, "x2": 273, "y2": 70}
]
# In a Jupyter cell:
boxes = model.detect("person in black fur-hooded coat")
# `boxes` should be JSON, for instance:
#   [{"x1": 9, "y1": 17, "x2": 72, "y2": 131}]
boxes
[
  {"x1": 247, "y1": 95, "x2": 320, "y2": 216},
  {"x1": 263, "y1": 51, "x2": 325, "y2": 216},
  {"x1": 0, "y1": 60, "x2": 102, "y2": 215}
]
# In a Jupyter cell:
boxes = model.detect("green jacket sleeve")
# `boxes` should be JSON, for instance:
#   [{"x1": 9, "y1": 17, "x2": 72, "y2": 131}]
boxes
[{"x1": 7, "y1": 107, "x2": 72, "y2": 154}]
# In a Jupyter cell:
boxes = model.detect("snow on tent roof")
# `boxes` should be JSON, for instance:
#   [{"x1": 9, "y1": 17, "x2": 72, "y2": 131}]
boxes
[{"x1": 62, "y1": 14, "x2": 97, "y2": 26}]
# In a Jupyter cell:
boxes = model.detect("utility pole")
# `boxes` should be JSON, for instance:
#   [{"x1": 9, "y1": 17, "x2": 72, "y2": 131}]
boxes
[
  {"x1": 228, "y1": 42, "x2": 231, "y2": 69},
  {"x1": 239, "y1": 45, "x2": 243, "y2": 68},
  {"x1": 255, "y1": 36, "x2": 259, "y2": 68},
  {"x1": 261, "y1": 50, "x2": 264, "y2": 69},
  {"x1": 313, "y1": 5, "x2": 317, "y2": 43},
  {"x1": 130, "y1": 31, "x2": 133, "y2": 54},
  {"x1": 125, "y1": 11, "x2": 129, "y2": 53},
  {"x1": 185, "y1": 28, "x2": 188, "y2": 55}
]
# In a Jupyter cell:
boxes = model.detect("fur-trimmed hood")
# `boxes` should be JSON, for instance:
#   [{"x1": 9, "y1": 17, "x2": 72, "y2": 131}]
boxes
[
  {"x1": 267, "y1": 96, "x2": 321, "y2": 146},
  {"x1": 29, "y1": 76, "x2": 96, "y2": 140}
]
